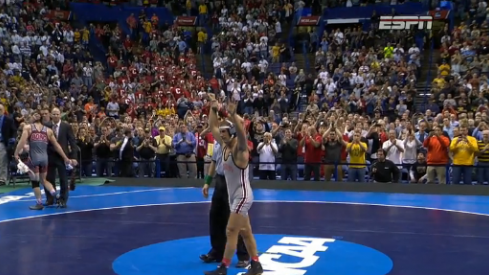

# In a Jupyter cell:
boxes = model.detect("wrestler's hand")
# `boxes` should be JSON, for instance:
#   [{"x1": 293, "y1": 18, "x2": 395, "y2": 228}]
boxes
[
  {"x1": 226, "y1": 97, "x2": 238, "y2": 116},
  {"x1": 202, "y1": 184, "x2": 209, "y2": 199}
]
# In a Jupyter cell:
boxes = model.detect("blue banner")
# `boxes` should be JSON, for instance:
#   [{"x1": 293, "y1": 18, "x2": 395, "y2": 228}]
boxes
[
  {"x1": 69, "y1": 3, "x2": 174, "y2": 25},
  {"x1": 322, "y1": 3, "x2": 427, "y2": 20}
]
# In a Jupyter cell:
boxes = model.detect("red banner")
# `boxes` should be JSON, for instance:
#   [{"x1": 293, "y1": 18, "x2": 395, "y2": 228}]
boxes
[
  {"x1": 429, "y1": 10, "x2": 450, "y2": 20},
  {"x1": 297, "y1": 16, "x2": 321, "y2": 26},
  {"x1": 175, "y1": 16, "x2": 197, "y2": 26},
  {"x1": 43, "y1": 10, "x2": 71, "y2": 21}
]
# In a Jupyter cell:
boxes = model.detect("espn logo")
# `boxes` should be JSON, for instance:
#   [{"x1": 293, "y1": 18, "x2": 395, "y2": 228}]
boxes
[{"x1": 379, "y1": 16, "x2": 433, "y2": 30}]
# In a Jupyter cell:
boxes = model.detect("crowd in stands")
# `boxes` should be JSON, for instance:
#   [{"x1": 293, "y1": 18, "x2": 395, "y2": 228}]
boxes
[{"x1": 1, "y1": 0, "x2": 489, "y2": 186}]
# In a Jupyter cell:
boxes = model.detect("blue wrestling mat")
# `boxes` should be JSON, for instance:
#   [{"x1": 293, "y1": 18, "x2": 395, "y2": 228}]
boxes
[{"x1": 0, "y1": 184, "x2": 488, "y2": 275}]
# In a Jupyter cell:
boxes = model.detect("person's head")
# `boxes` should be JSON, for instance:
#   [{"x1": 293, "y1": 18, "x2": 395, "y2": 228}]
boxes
[
  {"x1": 179, "y1": 123, "x2": 188, "y2": 134},
  {"x1": 196, "y1": 124, "x2": 203, "y2": 133},
  {"x1": 159, "y1": 126, "x2": 166, "y2": 136},
  {"x1": 352, "y1": 131, "x2": 361, "y2": 142},
  {"x1": 51, "y1": 108, "x2": 61, "y2": 123},
  {"x1": 433, "y1": 126, "x2": 442, "y2": 136},
  {"x1": 78, "y1": 128, "x2": 87, "y2": 137},
  {"x1": 417, "y1": 152, "x2": 425, "y2": 163},
  {"x1": 41, "y1": 108, "x2": 50, "y2": 123},
  {"x1": 453, "y1": 126, "x2": 460, "y2": 137},
  {"x1": 407, "y1": 130, "x2": 415, "y2": 140},
  {"x1": 219, "y1": 120, "x2": 235, "y2": 144},
  {"x1": 483, "y1": 130, "x2": 489, "y2": 142},
  {"x1": 388, "y1": 129, "x2": 396, "y2": 140},
  {"x1": 144, "y1": 129, "x2": 152, "y2": 138},
  {"x1": 377, "y1": 149, "x2": 386, "y2": 161},
  {"x1": 124, "y1": 128, "x2": 133, "y2": 138},
  {"x1": 459, "y1": 125, "x2": 469, "y2": 136},
  {"x1": 285, "y1": 128, "x2": 292, "y2": 139},
  {"x1": 32, "y1": 110, "x2": 41, "y2": 123},
  {"x1": 328, "y1": 130, "x2": 337, "y2": 141}
]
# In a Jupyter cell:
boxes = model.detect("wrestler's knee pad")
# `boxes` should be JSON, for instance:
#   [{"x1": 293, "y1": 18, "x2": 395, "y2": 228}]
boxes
[
  {"x1": 31, "y1": 180, "x2": 40, "y2": 189},
  {"x1": 32, "y1": 174, "x2": 40, "y2": 182}
]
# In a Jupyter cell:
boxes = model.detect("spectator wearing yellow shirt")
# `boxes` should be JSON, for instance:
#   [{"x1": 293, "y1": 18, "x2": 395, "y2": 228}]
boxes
[
  {"x1": 347, "y1": 131, "x2": 367, "y2": 182},
  {"x1": 158, "y1": 103, "x2": 176, "y2": 116},
  {"x1": 74, "y1": 29, "x2": 81, "y2": 43},
  {"x1": 383, "y1": 43, "x2": 394, "y2": 59},
  {"x1": 82, "y1": 27, "x2": 90, "y2": 46},
  {"x1": 10, "y1": 70, "x2": 24, "y2": 86},
  {"x1": 186, "y1": 0, "x2": 192, "y2": 15},
  {"x1": 432, "y1": 74, "x2": 446, "y2": 88},
  {"x1": 449, "y1": 125, "x2": 478, "y2": 185},
  {"x1": 271, "y1": 43, "x2": 281, "y2": 63},
  {"x1": 198, "y1": 3, "x2": 208, "y2": 25},
  {"x1": 197, "y1": 29, "x2": 207, "y2": 53},
  {"x1": 155, "y1": 126, "x2": 173, "y2": 177},
  {"x1": 438, "y1": 61, "x2": 450, "y2": 76},
  {"x1": 143, "y1": 20, "x2": 152, "y2": 34}
]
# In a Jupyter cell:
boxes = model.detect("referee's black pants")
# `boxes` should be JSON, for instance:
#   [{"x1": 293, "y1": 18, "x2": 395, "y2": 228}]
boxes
[{"x1": 209, "y1": 174, "x2": 249, "y2": 261}]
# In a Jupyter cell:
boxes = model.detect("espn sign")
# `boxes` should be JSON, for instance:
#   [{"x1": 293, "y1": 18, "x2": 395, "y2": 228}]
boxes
[{"x1": 379, "y1": 16, "x2": 433, "y2": 30}]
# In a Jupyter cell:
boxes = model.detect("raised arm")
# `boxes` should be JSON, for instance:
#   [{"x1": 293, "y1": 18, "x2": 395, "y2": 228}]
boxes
[
  {"x1": 207, "y1": 93, "x2": 224, "y2": 145},
  {"x1": 226, "y1": 99, "x2": 248, "y2": 152}
]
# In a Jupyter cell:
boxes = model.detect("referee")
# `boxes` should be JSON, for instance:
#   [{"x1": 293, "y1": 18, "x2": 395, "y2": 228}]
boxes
[{"x1": 200, "y1": 141, "x2": 249, "y2": 268}]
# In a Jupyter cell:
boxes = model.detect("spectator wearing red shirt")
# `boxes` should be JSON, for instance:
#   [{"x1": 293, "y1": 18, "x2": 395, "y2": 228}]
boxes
[
  {"x1": 299, "y1": 126, "x2": 322, "y2": 181},
  {"x1": 195, "y1": 124, "x2": 210, "y2": 179}
]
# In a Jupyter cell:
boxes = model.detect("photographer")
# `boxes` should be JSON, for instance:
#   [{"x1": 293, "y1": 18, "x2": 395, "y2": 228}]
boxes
[
  {"x1": 76, "y1": 128, "x2": 94, "y2": 177},
  {"x1": 423, "y1": 126, "x2": 450, "y2": 184},
  {"x1": 257, "y1": 132, "x2": 278, "y2": 180},
  {"x1": 94, "y1": 126, "x2": 113, "y2": 177},
  {"x1": 136, "y1": 129, "x2": 157, "y2": 178}
]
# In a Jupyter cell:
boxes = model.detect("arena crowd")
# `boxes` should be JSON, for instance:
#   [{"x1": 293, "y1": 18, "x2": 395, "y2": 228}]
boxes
[{"x1": 0, "y1": 0, "x2": 487, "y2": 186}]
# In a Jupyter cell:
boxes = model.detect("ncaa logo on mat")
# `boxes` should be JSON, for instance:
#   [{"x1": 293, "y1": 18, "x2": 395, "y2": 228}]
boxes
[{"x1": 112, "y1": 234, "x2": 393, "y2": 275}]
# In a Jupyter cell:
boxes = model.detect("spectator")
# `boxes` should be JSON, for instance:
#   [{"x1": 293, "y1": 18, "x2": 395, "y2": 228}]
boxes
[
  {"x1": 477, "y1": 130, "x2": 489, "y2": 185},
  {"x1": 423, "y1": 126, "x2": 450, "y2": 184},
  {"x1": 371, "y1": 149, "x2": 400, "y2": 183},
  {"x1": 300, "y1": 125, "x2": 322, "y2": 181},
  {"x1": 257, "y1": 132, "x2": 278, "y2": 180},
  {"x1": 173, "y1": 123, "x2": 197, "y2": 178},
  {"x1": 450, "y1": 125, "x2": 478, "y2": 185},
  {"x1": 409, "y1": 153, "x2": 428, "y2": 184},
  {"x1": 155, "y1": 126, "x2": 173, "y2": 178},
  {"x1": 136, "y1": 129, "x2": 157, "y2": 178},
  {"x1": 76, "y1": 127, "x2": 94, "y2": 177},
  {"x1": 382, "y1": 130, "x2": 404, "y2": 165},
  {"x1": 346, "y1": 130, "x2": 367, "y2": 182},
  {"x1": 279, "y1": 128, "x2": 298, "y2": 180},
  {"x1": 322, "y1": 126, "x2": 346, "y2": 181}
]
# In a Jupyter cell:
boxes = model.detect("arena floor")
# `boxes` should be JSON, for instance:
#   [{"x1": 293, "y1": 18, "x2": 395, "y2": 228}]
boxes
[{"x1": 0, "y1": 179, "x2": 488, "y2": 275}]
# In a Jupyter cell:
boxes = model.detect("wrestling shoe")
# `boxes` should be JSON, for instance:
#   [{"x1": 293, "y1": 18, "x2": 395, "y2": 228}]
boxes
[
  {"x1": 43, "y1": 198, "x2": 54, "y2": 207},
  {"x1": 236, "y1": 260, "x2": 249, "y2": 268},
  {"x1": 244, "y1": 261, "x2": 263, "y2": 275},
  {"x1": 204, "y1": 264, "x2": 227, "y2": 275},
  {"x1": 200, "y1": 254, "x2": 220, "y2": 263},
  {"x1": 57, "y1": 198, "x2": 67, "y2": 208},
  {"x1": 29, "y1": 204, "x2": 44, "y2": 210}
]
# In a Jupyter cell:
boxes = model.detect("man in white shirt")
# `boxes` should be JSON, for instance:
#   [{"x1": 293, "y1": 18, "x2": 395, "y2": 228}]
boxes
[
  {"x1": 257, "y1": 132, "x2": 278, "y2": 180},
  {"x1": 382, "y1": 130, "x2": 405, "y2": 165}
]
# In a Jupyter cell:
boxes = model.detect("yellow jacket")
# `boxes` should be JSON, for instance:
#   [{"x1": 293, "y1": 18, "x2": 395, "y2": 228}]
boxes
[{"x1": 449, "y1": 136, "x2": 479, "y2": 165}]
